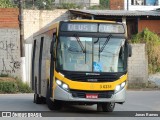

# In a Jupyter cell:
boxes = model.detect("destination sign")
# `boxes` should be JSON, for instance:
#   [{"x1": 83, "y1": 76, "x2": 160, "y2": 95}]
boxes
[
  {"x1": 99, "y1": 24, "x2": 125, "y2": 33},
  {"x1": 60, "y1": 22, "x2": 125, "y2": 33},
  {"x1": 61, "y1": 23, "x2": 97, "y2": 32}
]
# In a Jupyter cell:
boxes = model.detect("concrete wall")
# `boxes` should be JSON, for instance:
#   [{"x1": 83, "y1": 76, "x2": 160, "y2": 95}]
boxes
[
  {"x1": 55, "y1": 0, "x2": 99, "y2": 6},
  {"x1": 23, "y1": 9, "x2": 69, "y2": 43},
  {"x1": 23, "y1": 9, "x2": 69, "y2": 84},
  {"x1": 128, "y1": 44, "x2": 148, "y2": 86},
  {"x1": 0, "y1": 8, "x2": 21, "y2": 77},
  {"x1": 0, "y1": 29, "x2": 21, "y2": 77}
]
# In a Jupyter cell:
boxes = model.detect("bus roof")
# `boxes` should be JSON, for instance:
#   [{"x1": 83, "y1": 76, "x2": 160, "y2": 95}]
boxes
[{"x1": 70, "y1": 19, "x2": 116, "y2": 23}]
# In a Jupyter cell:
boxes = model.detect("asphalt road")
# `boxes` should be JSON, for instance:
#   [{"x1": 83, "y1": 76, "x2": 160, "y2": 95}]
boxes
[{"x1": 0, "y1": 91, "x2": 160, "y2": 119}]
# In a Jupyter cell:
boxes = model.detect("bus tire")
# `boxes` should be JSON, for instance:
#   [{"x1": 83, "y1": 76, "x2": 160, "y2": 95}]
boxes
[
  {"x1": 102, "y1": 102, "x2": 115, "y2": 112},
  {"x1": 46, "y1": 87, "x2": 62, "y2": 110},
  {"x1": 34, "y1": 94, "x2": 42, "y2": 104}
]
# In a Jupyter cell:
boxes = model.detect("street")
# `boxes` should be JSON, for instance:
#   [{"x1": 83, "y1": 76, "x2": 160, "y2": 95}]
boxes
[{"x1": 0, "y1": 91, "x2": 160, "y2": 115}]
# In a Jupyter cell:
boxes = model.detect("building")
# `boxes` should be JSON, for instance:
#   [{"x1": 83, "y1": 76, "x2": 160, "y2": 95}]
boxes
[
  {"x1": 110, "y1": 0, "x2": 160, "y2": 10},
  {"x1": 69, "y1": 9, "x2": 160, "y2": 38}
]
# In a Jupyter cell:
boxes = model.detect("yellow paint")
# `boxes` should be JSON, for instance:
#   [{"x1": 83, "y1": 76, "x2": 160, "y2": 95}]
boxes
[
  {"x1": 70, "y1": 19, "x2": 115, "y2": 23},
  {"x1": 54, "y1": 71, "x2": 127, "y2": 91}
]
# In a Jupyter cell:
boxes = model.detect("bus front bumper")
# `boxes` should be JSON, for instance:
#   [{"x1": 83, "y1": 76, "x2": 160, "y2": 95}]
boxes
[{"x1": 53, "y1": 85, "x2": 126, "y2": 103}]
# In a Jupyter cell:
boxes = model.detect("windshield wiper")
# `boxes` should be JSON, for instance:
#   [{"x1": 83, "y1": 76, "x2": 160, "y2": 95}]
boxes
[
  {"x1": 74, "y1": 34, "x2": 86, "y2": 64},
  {"x1": 74, "y1": 34, "x2": 86, "y2": 53},
  {"x1": 100, "y1": 34, "x2": 112, "y2": 53},
  {"x1": 94, "y1": 38, "x2": 101, "y2": 62}
]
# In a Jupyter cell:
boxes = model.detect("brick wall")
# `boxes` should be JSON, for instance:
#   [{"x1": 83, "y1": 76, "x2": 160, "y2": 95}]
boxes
[
  {"x1": 128, "y1": 44, "x2": 148, "y2": 86},
  {"x1": 110, "y1": 0, "x2": 124, "y2": 10},
  {"x1": 138, "y1": 20, "x2": 160, "y2": 35},
  {"x1": 0, "y1": 8, "x2": 21, "y2": 77},
  {"x1": 0, "y1": 8, "x2": 19, "y2": 28}
]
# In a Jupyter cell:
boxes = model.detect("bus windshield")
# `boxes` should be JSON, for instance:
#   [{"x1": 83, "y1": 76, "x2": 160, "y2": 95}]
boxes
[{"x1": 56, "y1": 36, "x2": 126, "y2": 72}]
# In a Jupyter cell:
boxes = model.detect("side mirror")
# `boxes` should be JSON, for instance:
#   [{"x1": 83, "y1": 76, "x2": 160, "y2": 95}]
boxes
[{"x1": 128, "y1": 44, "x2": 132, "y2": 57}]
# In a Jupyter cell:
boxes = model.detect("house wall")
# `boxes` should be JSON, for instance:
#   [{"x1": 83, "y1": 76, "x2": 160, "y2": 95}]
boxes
[
  {"x1": 0, "y1": 8, "x2": 19, "y2": 28},
  {"x1": 138, "y1": 20, "x2": 160, "y2": 35},
  {"x1": 110, "y1": 0, "x2": 124, "y2": 10}
]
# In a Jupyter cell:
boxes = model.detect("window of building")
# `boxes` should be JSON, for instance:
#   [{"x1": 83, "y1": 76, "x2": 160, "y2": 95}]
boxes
[
  {"x1": 131, "y1": 0, "x2": 158, "y2": 5},
  {"x1": 146, "y1": 0, "x2": 158, "y2": 5}
]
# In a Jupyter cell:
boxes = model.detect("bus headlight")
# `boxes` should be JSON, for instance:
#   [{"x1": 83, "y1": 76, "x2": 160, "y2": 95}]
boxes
[
  {"x1": 115, "y1": 85, "x2": 121, "y2": 92},
  {"x1": 121, "y1": 82, "x2": 126, "y2": 88},
  {"x1": 62, "y1": 84, "x2": 69, "y2": 91},
  {"x1": 115, "y1": 82, "x2": 126, "y2": 93},
  {"x1": 56, "y1": 79, "x2": 69, "y2": 92},
  {"x1": 56, "y1": 80, "x2": 62, "y2": 86}
]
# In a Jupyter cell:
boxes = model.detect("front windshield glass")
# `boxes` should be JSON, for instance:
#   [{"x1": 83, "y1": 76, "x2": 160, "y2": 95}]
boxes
[{"x1": 56, "y1": 36, "x2": 125, "y2": 72}]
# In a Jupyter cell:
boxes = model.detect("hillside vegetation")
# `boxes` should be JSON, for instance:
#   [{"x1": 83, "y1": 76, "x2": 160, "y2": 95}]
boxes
[
  {"x1": 0, "y1": 0, "x2": 16, "y2": 8},
  {"x1": 131, "y1": 28, "x2": 160, "y2": 73}
]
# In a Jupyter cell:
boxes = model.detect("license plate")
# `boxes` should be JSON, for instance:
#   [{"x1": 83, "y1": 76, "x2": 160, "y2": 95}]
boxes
[{"x1": 86, "y1": 94, "x2": 98, "y2": 99}]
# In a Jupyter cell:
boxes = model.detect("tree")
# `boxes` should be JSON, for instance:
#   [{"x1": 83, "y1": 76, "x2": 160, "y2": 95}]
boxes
[
  {"x1": 35, "y1": 0, "x2": 54, "y2": 10},
  {"x1": 100, "y1": 0, "x2": 110, "y2": 8},
  {"x1": 89, "y1": 0, "x2": 110, "y2": 10},
  {"x1": 0, "y1": 0, "x2": 15, "y2": 8}
]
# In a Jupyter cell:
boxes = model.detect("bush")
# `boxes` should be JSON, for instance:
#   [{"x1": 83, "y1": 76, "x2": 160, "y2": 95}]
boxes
[
  {"x1": 0, "y1": 77, "x2": 32, "y2": 94},
  {"x1": 131, "y1": 28, "x2": 160, "y2": 73},
  {"x1": 0, "y1": 81, "x2": 17, "y2": 93},
  {"x1": 16, "y1": 78, "x2": 32, "y2": 93},
  {"x1": 0, "y1": 0, "x2": 17, "y2": 8},
  {"x1": 0, "y1": 73, "x2": 9, "y2": 77}
]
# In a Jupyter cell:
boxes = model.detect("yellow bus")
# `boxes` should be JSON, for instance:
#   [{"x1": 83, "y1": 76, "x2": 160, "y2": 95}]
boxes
[{"x1": 31, "y1": 19, "x2": 132, "y2": 112}]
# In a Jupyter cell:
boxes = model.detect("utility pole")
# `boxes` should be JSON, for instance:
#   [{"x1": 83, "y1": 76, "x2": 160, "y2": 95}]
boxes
[
  {"x1": 19, "y1": 0, "x2": 26, "y2": 83},
  {"x1": 19, "y1": 0, "x2": 25, "y2": 57}
]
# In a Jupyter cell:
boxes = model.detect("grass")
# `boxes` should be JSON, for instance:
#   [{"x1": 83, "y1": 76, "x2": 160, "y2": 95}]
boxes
[{"x1": 0, "y1": 77, "x2": 32, "y2": 94}]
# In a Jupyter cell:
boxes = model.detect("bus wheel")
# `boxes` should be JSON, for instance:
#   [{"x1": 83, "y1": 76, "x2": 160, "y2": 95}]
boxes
[
  {"x1": 46, "y1": 87, "x2": 62, "y2": 110},
  {"x1": 34, "y1": 94, "x2": 42, "y2": 104},
  {"x1": 102, "y1": 102, "x2": 115, "y2": 112}
]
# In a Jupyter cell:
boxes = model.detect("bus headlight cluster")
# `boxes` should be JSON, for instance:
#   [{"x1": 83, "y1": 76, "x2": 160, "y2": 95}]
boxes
[
  {"x1": 115, "y1": 82, "x2": 126, "y2": 93},
  {"x1": 56, "y1": 80, "x2": 69, "y2": 91}
]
